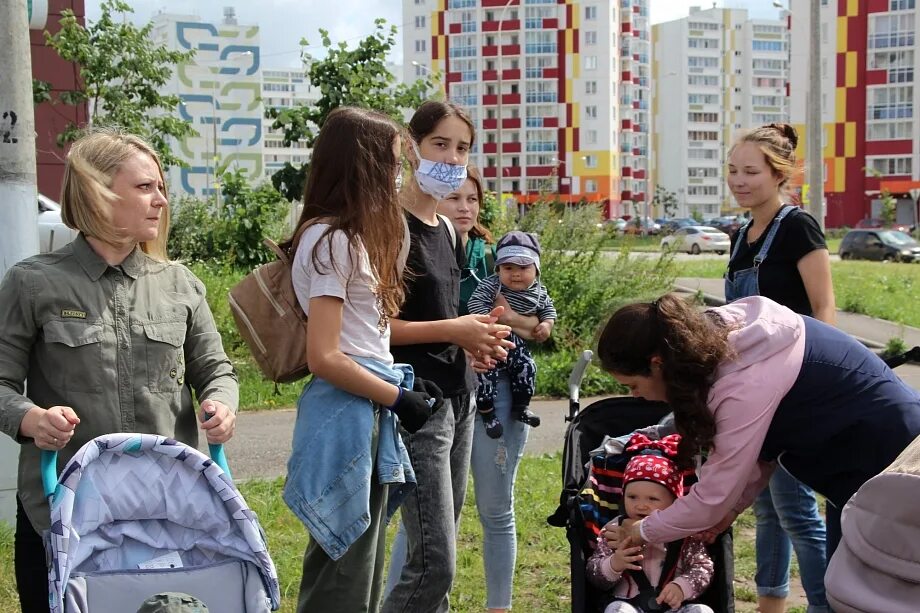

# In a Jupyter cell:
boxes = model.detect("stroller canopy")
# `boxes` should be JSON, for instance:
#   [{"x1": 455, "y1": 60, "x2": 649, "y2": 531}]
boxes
[{"x1": 47, "y1": 433, "x2": 281, "y2": 612}]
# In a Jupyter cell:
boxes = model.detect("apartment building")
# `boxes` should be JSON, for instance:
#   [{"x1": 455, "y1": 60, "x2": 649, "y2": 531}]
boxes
[
  {"x1": 150, "y1": 9, "x2": 312, "y2": 199},
  {"x1": 652, "y1": 6, "x2": 789, "y2": 219},
  {"x1": 788, "y1": 0, "x2": 919, "y2": 228},
  {"x1": 402, "y1": 0, "x2": 651, "y2": 219}
]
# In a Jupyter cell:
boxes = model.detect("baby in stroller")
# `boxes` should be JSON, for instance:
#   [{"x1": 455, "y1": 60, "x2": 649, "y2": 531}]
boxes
[{"x1": 586, "y1": 433, "x2": 714, "y2": 613}]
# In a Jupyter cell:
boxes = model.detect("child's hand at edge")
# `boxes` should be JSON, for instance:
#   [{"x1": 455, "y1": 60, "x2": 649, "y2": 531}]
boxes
[
  {"x1": 656, "y1": 582, "x2": 685, "y2": 610},
  {"x1": 610, "y1": 535, "x2": 643, "y2": 573},
  {"x1": 532, "y1": 320, "x2": 554, "y2": 342}
]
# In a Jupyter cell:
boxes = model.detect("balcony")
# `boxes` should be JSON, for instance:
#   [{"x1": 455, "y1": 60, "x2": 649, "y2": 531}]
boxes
[{"x1": 482, "y1": 19, "x2": 521, "y2": 32}]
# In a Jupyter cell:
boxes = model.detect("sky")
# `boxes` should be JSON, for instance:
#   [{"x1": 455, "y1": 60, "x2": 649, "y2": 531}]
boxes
[{"x1": 85, "y1": 0, "x2": 786, "y2": 71}]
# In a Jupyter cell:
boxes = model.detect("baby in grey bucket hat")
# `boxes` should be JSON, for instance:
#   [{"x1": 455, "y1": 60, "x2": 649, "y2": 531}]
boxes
[{"x1": 467, "y1": 231, "x2": 557, "y2": 438}]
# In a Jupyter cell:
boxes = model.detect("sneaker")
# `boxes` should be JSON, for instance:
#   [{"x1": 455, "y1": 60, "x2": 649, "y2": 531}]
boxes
[
  {"x1": 479, "y1": 409, "x2": 504, "y2": 438},
  {"x1": 514, "y1": 408, "x2": 541, "y2": 428}
]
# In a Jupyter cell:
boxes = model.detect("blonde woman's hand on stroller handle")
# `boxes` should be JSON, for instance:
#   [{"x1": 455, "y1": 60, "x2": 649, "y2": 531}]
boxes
[
  {"x1": 20, "y1": 405, "x2": 80, "y2": 450},
  {"x1": 199, "y1": 399, "x2": 236, "y2": 444}
]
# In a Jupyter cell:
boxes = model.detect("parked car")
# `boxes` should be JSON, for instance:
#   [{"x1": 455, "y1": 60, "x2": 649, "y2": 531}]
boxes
[
  {"x1": 659, "y1": 217, "x2": 696, "y2": 235},
  {"x1": 623, "y1": 216, "x2": 661, "y2": 235},
  {"x1": 708, "y1": 215, "x2": 744, "y2": 237},
  {"x1": 38, "y1": 194, "x2": 79, "y2": 253},
  {"x1": 854, "y1": 217, "x2": 912, "y2": 233},
  {"x1": 838, "y1": 229, "x2": 920, "y2": 262},
  {"x1": 660, "y1": 225, "x2": 731, "y2": 255}
]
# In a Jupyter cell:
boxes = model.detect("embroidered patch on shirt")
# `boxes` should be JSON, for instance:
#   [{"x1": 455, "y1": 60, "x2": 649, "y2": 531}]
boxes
[{"x1": 61, "y1": 309, "x2": 87, "y2": 319}]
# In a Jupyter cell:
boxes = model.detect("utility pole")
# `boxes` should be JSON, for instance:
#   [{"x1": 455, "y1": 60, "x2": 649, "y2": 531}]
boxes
[
  {"x1": 0, "y1": 0, "x2": 40, "y2": 524},
  {"x1": 807, "y1": 0, "x2": 824, "y2": 231},
  {"x1": 495, "y1": 0, "x2": 514, "y2": 210}
]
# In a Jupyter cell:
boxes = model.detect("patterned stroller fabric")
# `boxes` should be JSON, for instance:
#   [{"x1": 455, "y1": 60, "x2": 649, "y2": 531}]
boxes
[{"x1": 46, "y1": 433, "x2": 281, "y2": 612}]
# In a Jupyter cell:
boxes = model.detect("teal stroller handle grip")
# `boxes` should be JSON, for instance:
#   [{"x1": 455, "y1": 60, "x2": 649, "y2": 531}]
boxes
[
  {"x1": 208, "y1": 443, "x2": 232, "y2": 479},
  {"x1": 41, "y1": 450, "x2": 58, "y2": 500},
  {"x1": 40, "y1": 443, "x2": 232, "y2": 500}
]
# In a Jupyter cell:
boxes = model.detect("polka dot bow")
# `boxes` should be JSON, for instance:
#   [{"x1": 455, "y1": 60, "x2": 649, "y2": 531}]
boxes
[{"x1": 622, "y1": 433, "x2": 684, "y2": 499}]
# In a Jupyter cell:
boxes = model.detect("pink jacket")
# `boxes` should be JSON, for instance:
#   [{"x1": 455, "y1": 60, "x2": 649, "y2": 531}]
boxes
[{"x1": 640, "y1": 296, "x2": 806, "y2": 544}]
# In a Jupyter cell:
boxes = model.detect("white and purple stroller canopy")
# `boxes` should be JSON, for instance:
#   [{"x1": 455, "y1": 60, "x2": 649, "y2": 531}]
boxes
[{"x1": 46, "y1": 433, "x2": 281, "y2": 612}]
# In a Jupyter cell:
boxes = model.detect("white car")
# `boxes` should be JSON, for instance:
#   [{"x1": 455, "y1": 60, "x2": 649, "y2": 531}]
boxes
[
  {"x1": 38, "y1": 194, "x2": 79, "y2": 253},
  {"x1": 660, "y1": 225, "x2": 730, "y2": 255}
]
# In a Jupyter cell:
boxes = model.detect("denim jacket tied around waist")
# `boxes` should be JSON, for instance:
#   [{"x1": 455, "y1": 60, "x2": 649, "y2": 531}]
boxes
[{"x1": 282, "y1": 357, "x2": 416, "y2": 560}]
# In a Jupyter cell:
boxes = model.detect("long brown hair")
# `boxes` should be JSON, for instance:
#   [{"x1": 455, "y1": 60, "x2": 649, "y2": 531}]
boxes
[
  {"x1": 465, "y1": 165, "x2": 493, "y2": 244},
  {"x1": 597, "y1": 293, "x2": 734, "y2": 469},
  {"x1": 280, "y1": 107, "x2": 405, "y2": 316}
]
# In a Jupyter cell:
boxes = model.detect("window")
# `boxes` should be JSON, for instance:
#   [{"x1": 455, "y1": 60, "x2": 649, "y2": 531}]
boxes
[
  {"x1": 585, "y1": 31, "x2": 597, "y2": 45},
  {"x1": 688, "y1": 38, "x2": 719, "y2": 49},
  {"x1": 687, "y1": 148, "x2": 719, "y2": 159},
  {"x1": 688, "y1": 111, "x2": 719, "y2": 122},
  {"x1": 584, "y1": 155, "x2": 597, "y2": 168},
  {"x1": 688, "y1": 75, "x2": 719, "y2": 86},
  {"x1": 585, "y1": 105, "x2": 598, "y2": 119},
  {"x1": 867, "y1": 85, "x2": 913, "y2": 119},
  {"x1": 585, "y1": 5, "x2": 597, "y2": 20},
  {"x1": 752, "y1": 40, "x2": 785, "y2": 52},
  {"x1": 687, "y1": 185, "x2": 718, "y2": 196},
  {"x1": 687, "y1": 56, "x2": 719, "y2": 69},
  {"x1": 866, "y1": 156, "x2": 913, "y2": 175},
  {"x1": 585, "y1": 80, "x2": 597, "y2": 94},
  {"x1": 415, "y1": 15, "x2": 426, "y2": 28},
  {"x1": 867, "y1": 121, "x2": 913, "y2": 140},
  {"x1": 869, "y1": 14, "x2": 915, "y2": 49},
  {"x1": 415, "y1": 39, "x2": 427, "y2": 53},
  {"x1": 687, "y1": 130, "x2": 718, "y2": 141},
  {"x1": 585, "y1": 129, "x2": 598, "y2": 144},
  {"x1": 688, "y1": 167, "x2": 718, "y2": 178},
  {"x1": 687, "y1": 93, "x2": 719, "y2": 104},
  {"x1": 890, "y1": 0, "x2": 915, "y2": 10},
  {"x1": 584, "y1": 56, "x2": 598, "y2": 70}
]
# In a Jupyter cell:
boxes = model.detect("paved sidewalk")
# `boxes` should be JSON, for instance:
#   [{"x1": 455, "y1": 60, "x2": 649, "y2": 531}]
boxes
[{"x1": 216, "y1": 279, "x2": 920, "y2": 481}]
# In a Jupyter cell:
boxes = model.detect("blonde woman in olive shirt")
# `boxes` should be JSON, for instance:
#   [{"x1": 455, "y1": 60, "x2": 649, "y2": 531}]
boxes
[{"x1": 0, "y1": 129, "x2": 238, "y2": 612}]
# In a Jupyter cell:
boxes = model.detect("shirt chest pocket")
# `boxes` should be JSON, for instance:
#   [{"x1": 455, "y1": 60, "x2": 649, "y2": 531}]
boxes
[
  {"x1": 142, "y1": 322, "x2": 187, "y2": 393},
  {"x1": 42, "y1": 320, "x2": 105, "y2": 393}
]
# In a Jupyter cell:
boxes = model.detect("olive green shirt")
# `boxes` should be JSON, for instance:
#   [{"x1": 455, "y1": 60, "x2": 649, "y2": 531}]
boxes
[{"x1": 0, "y1": 235, "x2": 238, "y2": 531}]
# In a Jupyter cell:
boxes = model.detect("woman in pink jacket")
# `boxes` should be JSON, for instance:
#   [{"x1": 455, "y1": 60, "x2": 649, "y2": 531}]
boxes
[{"x1": 598, "y1": 293, "x2": 920, "y2": 559}]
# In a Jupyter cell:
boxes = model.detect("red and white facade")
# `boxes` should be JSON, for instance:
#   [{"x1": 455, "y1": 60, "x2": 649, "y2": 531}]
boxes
[{"x1": 403, "y1": 0, "x2": 650, "y2": 219}]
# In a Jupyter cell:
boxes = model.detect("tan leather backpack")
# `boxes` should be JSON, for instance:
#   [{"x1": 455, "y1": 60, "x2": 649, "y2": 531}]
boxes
[{"x1": 227, "y1": 214, "x2": 452, "y2": 383}]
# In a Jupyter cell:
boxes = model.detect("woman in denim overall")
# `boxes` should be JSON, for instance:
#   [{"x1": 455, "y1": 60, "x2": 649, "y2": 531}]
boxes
[{"x1": 724, "y1": 124, "x2": 835, "y2": 613}]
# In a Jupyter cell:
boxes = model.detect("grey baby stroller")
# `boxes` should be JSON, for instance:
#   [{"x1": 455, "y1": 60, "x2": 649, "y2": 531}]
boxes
[
  {"x1": 547, "y1": 351, "x2": 735, "y2": 613},
  {"x1": 41, "y1": 433, "x2": 280, "y2": 612}
]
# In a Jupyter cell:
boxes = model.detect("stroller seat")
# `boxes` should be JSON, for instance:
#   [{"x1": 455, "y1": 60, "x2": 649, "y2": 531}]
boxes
[{"x1": 45, "y1": 433, "x2": 280, "y2": 612}]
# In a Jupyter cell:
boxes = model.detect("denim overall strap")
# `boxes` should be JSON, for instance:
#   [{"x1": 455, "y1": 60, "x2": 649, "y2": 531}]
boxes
[{"x1": 725, "y1": 205, "x2": 796, "y2": 302}]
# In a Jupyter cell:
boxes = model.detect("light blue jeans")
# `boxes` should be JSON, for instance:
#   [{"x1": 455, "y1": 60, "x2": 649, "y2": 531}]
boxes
[
  {"x1": 754, "y1": 465, "x2": 830, "y2": 613},
  {"x1": 469, "y1": 374, "x2": 529, "y2": 610}
]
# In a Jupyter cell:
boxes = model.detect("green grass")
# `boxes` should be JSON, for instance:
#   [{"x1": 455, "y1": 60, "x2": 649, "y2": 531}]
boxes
[
  {"x1": 0, "y1": 454, "x2": 799, "y2": 612},
  {"x1": 671, "y1": 257, "x2": 920, "y2": 328}
]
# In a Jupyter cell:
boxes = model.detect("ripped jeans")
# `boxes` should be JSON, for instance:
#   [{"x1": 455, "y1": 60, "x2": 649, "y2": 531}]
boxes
[{"x1": 469, "y1": 372, "x2": 530, "y2": 610}]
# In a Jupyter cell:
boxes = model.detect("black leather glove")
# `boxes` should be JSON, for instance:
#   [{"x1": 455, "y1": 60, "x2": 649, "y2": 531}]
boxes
[
  {"x1": 389, "y1": 388, "x2": 437, "y2": 434},
  {"x1": 412, "y1": 377, "x2": 445, "y2": 412}
]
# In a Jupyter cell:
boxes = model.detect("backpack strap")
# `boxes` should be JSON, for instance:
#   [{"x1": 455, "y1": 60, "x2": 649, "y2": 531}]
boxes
[{"x1": 438, "y1": 213, "x2": 457, "y2": 248}]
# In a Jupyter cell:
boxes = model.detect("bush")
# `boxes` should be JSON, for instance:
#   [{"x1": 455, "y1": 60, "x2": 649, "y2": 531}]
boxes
[{"x1": 169, "y1": 171, "x2": 289, "y2": 269}]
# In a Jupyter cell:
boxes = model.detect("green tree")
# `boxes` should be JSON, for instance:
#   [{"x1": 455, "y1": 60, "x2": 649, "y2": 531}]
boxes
[
  {"x1": 266, "y1": 20, "x2": 434, "y2": 202},
  {"x1": 652, "y1": 184, "x2": 678, "y2": 218},
  {"x1": 38, "y1": 0, "x2": 194, "y2": 167}
]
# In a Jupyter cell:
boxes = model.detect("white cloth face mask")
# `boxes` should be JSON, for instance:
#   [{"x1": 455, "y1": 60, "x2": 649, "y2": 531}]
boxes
[{"x1": 411, "y1": 142, "x2": 467, "y2": 200}]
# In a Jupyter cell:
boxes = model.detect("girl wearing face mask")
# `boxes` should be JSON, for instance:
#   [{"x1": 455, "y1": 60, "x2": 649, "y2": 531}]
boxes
[
  {"x1": 437, "y1": 167, "x2": 542, "y2": 613},
  {"x1": 382, "y1": 101, "x2": 514, "y2": 613}
]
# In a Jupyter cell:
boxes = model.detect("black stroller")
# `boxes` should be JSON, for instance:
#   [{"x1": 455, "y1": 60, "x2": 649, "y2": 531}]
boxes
[{"x1": 548, "y1": 350, "x2": 735, "y2": 613}]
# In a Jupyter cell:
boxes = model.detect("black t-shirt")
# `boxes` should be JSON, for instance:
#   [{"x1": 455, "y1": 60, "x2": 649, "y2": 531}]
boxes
[
  {"x1": 727, "y1": 207, "x2": 826, "y2": 316},
  {"x1": 391, "y1": 212, "x2": 475, "y2": 396}
]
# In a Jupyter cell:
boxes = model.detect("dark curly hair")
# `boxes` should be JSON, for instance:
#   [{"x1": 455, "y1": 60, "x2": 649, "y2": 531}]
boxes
[{"x1": 597, "y1": 293, "x2": 735, "y2": 469}]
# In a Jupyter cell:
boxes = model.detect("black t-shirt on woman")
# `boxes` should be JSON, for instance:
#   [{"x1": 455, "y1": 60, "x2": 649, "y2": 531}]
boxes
[
  {"x1": 726, "y1": 207, "x2": 827, "y2": 316},
  {"x1": 391, "y1": 212, "x2": 475, "y2": 397}
]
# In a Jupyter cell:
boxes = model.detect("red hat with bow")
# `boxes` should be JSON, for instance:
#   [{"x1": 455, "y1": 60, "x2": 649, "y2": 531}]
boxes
[{"x1": 622, "y1": 433, "x2": 684, "y2": 500}]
